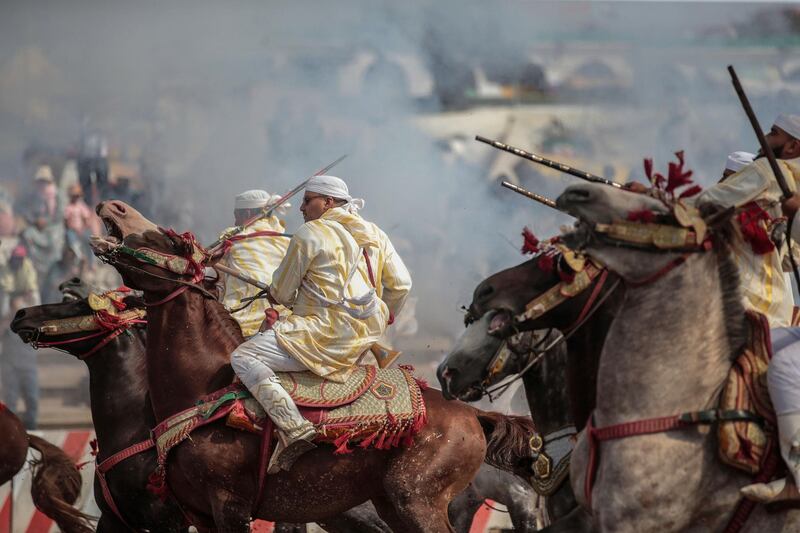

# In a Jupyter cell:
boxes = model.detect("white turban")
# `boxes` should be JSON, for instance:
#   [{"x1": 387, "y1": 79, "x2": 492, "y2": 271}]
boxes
[
  {"x1": 725, "y1": 151, "x2": 755, "y2": 172},
  {"x1": 774, "y1": 114, "x2": 800, "y2": 140},
  {"x1": 305, "y1": 175, "x2": 365, "y2": 213},
  {"x1": 235, "y1": 189, "x2": 270, "y2": 209},
  {"x1": 234, "y1": 189, "x2": 292, "y2": 214}
]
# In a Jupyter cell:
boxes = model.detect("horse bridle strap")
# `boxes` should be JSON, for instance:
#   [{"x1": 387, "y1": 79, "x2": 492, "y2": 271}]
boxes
[
  {"x1": 38, "y1": 309, "x2": 146, "y2": 336},
  {"x1": 95, "y1": 437, "x2": 157, "y2": 531},
  {"x1": 516, "y1": 263, "x2": 605, "y2": 324},
  {"x1": 583, "y1": 409, "x2": 764, "y2": 509},
  {"x1": 592, "y1": 220, "x2": 709, "y2": 253}
]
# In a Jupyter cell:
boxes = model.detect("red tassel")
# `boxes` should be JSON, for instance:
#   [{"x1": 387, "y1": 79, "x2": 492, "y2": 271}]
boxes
[
  {"x1": 521, "y1": 227, "x2": 540, "y2": 255},
  {"x1": 414, "y1": 377, "x2": 429, "y2": 391},
  {"x1": 387, "y1": 409, "x2": 397, "y2": 426},
  {"x1": 627, "y1": 209, "x2": 656, "y2": 223},
  {"x1": 738, "y1": 202, "x2": 775, "y2": 255},
  {"x1": 359, "y1": 431, "x2": 381, "y2": 449},
  {"x1": 333, "y1": 433, "x2": 353, "y2": 454},
  {"x1": 538, "y1": 253, "x2": 555, "y2": 273},
  {"x1": 375, "y1": 430, "x2": 387, "y2": 449},
  {"x1": 89, "y1": 438, "x2": 99, "y2": 457}
]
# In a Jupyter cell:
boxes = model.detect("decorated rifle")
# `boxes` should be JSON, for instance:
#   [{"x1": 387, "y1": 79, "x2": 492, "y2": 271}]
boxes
[
  {"x1": 207, "y1": 154, "x2": 347, "y2": 251},
  {"x1": 476, "y1": 135, "x2": 622, "y2": 188},
  {"x1": 501, "y1": 181, "x2": 565, "y2": 212}
]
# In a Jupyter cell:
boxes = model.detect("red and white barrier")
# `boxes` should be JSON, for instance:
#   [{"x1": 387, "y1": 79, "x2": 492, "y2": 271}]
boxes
[{"x1": 0, "y1": 431, "x2": 511, "y2": 532}]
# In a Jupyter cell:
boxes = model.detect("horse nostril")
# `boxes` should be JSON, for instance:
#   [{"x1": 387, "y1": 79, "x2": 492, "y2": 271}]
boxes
[{"x1": 14, "y1": 309, "x2": 25, "y2": 320}]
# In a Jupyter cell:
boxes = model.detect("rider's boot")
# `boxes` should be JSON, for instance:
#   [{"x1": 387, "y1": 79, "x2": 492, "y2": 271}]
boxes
[
  {"x1": 741, "y1": 412, "x2": 800, "y2": 508},
  {"x1": 252, "y1": 376, "x2": 317, "y2": 474}
]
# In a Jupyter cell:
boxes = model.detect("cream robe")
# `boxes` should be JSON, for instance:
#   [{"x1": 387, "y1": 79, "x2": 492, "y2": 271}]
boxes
[
  {"x1": 358, "y1": 221, "x2": 412, "y2": 319},
  {"x1": 696, "y1": 156, "x2": 800, "y2": 327},
  {"x1": 221, "y1": 217, "x2": 290, "y2": 337},
  {"x1": 269, "y1": 207, "x2": 390, "y2": 382}
]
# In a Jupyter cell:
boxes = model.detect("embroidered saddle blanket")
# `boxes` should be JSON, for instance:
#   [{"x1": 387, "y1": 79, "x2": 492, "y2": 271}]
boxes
[
  {"x1": 151, "y1": 364, "x2": 428, "y2": 487},
  {"x1": 717, "y1": 311, "x2": 777, "y2": 474}
]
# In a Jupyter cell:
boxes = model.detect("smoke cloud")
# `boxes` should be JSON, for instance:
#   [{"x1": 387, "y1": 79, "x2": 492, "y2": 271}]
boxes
[{"x1": 0, "y1": 0, "x2": 792, "y2": 349}]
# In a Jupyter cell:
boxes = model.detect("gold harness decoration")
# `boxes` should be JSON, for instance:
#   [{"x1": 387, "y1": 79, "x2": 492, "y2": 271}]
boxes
[
  {"x1": 516, "y1": 260, "x2": 604, "y2": 324},
  {"x1": 38, "y1": 289, "x2": 146, "y2": 336},
  {"x1": 592, "y1": 221, "x2": 703, "y2": 250}
]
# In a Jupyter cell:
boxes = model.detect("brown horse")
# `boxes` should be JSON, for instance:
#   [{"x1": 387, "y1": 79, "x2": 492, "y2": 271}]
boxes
[
  {"x1": 10, "y1": 289, "x2": 190, "y2": 533},
  {"x1": 0, "y1": 403, "x2": 93, "y2": 533},
  {"x1": 90, "y1": 200, "x2": 534, "y2": 532}
]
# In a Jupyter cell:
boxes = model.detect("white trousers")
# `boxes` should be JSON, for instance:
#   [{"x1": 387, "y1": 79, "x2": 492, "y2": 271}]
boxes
[
  {"x1": 769, "y1": 327, "x2": 800, "y2": 416},
  {"x1": 231, "y1": 330, "x2": 307, "y2": 391}
]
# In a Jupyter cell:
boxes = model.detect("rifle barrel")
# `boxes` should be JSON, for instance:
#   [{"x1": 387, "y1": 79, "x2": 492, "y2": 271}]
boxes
[
  {"x1": 728, "y1": 65, "x2": 791, "y2": 199},
  {"x1": 476, "y1": 135, "x2": 622, "y2": 189},
  {"x1": 501, "y1": 181, "x2": 561, "y2": 211}
]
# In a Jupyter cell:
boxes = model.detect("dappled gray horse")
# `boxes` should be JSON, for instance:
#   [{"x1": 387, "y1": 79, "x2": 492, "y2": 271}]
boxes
[{"x1": 557, "y1": 182, "x2": 800, "y2": 532}]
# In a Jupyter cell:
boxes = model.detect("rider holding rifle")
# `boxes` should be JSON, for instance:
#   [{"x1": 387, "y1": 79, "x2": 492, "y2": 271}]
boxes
[{"x1": 230, "y1": 175, "x2": 411, "y2": 473}]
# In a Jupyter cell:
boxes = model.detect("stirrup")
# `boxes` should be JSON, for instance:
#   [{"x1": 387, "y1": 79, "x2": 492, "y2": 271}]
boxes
[{"x1": 267, "y1": 428, "x2": 316, "y2": 474}]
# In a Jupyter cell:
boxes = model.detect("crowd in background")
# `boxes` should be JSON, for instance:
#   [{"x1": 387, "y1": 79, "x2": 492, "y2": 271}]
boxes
[{"x1": 0, "y1": 146, "x2": 147, "y2": 429}]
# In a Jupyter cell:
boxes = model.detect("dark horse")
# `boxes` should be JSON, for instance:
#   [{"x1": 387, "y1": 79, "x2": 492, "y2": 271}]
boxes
[
  {"x1": 10, "y1": 287, "x2": 190, "y2": 532},
  {"x1": 90, "y1": 200, "x2": 535, "y2": 532},
  {"x1": 0, "y1": 403, "x2": 92, "y2": 532},
  {"x1": 438, "y1": 245, "x2": 624, "y2": 531}
]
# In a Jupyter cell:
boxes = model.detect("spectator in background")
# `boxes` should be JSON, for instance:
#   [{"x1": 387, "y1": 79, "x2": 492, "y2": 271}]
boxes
[
  {"x1": 19, "y1": 166, "x2": 61, "y2": 225},
  {"x1": 0, "y1": 245, "x2": 40, "y2": 429},
  {"x1": 63, "y1": 183, "x2": 98, "y2": 269},
  {"x1": 19, "y1": 165, "x2": 66, "y2": 298},
  {"x1": 42, "y1": 241, "x2": 85, "y2": 304}
]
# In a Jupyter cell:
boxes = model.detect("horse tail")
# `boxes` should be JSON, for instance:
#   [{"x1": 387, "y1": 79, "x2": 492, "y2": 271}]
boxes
[
  {"x1": 27, "y1": 434, "x2": 95, "y2": 533},
  {"x1": 474, "y1": 410, "x2": 534, "y2": 476}
]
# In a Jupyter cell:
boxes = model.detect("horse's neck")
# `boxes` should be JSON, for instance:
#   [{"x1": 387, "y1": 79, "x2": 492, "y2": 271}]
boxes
[
  {"x1": 85, "y1": 330, "x2": 152, "y2": 460},
  {"x1": 563, "y1": 284, "x2": 622, "y2": 429},
  {"x1": 146, "y1": 293, "x2": 237, "y2": 421},
  {"x1": 595, "y1": 253, "x2": 738, "y2": 426},
  {"x1": 522, "y1": 341, "x2": 572, "y2": 436}
]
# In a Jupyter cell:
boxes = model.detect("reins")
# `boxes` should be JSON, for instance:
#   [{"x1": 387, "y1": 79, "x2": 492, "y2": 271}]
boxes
[{"x1": 479, "y1": 266, "x2": 621, "y2": 400}]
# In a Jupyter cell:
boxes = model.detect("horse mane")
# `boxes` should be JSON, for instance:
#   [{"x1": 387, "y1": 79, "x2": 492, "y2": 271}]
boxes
[{"x1": 703, "y1": 205, "x2": 748, "y2": 360}]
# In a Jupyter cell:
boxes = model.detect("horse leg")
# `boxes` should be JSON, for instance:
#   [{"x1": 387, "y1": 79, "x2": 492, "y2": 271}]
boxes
[
  {"x1": 96, "y1": 512, "x2": 127, "y2": 533},
  {"x1": 208, "y1": 490, "x2": 252, "y2": 533},
  {"x1": 374, "y1": 493, "x2": 455, "y2": 533},
  {"x1": 447, "y1": 484, "x2": 483, "y2": 533}
]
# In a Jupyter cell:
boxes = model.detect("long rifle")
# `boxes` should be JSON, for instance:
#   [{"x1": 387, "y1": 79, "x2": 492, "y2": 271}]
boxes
[
  {"x1": 501, "y1": 181, "x2": 563, "y2": 211},
  {"x1": 728, "y1": 64, "x2": 800, "y2": 289},
  {"x1": 476, "y1": 135, "x2": 622, "y2": 188},
  {"x1": 207, "y1": 155, "x2": 347, "y2": 251},
  {"x1": 728, "y1": 66, "x2": 791, "y2": 198}
]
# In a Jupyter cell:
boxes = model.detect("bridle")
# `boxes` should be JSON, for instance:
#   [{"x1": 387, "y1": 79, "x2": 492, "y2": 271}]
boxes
[
  {"x1": 29, "y1": 289, "x2": 146, "y2": 360},
  {"x1": 580, "y1": 219, "x2": 713, "y2": 287},
  {"x1": 96, "y1": 228, "x2": 218, "y2": 305},
  {"x1": 475, "y1": 249, "x2": 621, "y2": 401}
]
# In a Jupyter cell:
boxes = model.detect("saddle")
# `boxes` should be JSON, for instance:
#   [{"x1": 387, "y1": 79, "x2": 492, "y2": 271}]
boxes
[
  {"x1": 148, "y1": 364, "x2": 429, "y2": 498},
  {"x1": 718, "y1": 311, "x2": 777, "y2": 474}
]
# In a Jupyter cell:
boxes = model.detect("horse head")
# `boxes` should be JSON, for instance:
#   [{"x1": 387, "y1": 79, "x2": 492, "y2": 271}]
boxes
[
  {"x1": 556, "y1": 182, "x2": 734, "y2": 281},
  {"x1": 11, "y1": 285, "x2": 145, "y2": 359},
  {"x1": 91, "y1": 200, "x2": 212, "y2": 297}
]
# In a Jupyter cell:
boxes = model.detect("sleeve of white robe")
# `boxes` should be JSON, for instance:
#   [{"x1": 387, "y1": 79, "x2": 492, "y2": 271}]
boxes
[
  {"x1": 694, "y1": 160, "x2": 772, "y2": 209},
  {"x1": 379, "y1": 233, "x2": 412, "y2": 318},
  {"x1": 269, "y1": 225, "x2": 318, "y2": 308}
]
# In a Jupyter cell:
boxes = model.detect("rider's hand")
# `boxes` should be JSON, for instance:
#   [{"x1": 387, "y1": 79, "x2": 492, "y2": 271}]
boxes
[
  {"x1": 783, "y1": 193, "x2": 800, "y2": 218},
  {"x1": 624, "y1": 182, "x2": 649, "y2": 194}
]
